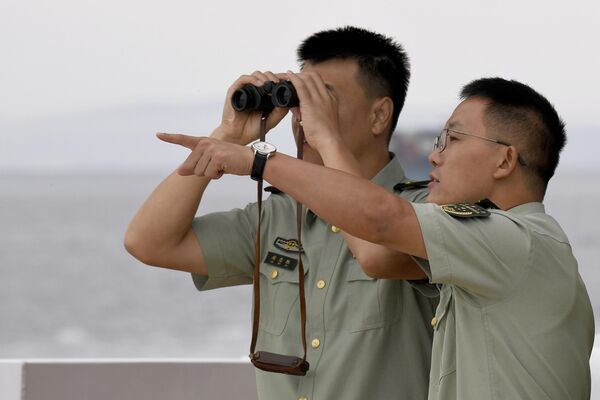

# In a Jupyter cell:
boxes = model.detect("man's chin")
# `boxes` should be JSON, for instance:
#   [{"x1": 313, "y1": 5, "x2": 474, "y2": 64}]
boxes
[{"x1": 425, "y1": 191, "x2": 447, "y2": 205}]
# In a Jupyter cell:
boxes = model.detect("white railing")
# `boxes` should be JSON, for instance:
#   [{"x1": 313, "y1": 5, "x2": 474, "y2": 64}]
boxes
[
  {"x1": 0, "y1": 358, "x2": 257, "y2": 400},
  {"x1": 2, "y1": 343, "x2": 600, "y2": 400}
]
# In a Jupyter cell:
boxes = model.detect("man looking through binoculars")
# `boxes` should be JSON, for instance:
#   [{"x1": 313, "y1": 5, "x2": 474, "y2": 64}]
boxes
[{"x1": 125, "y1": 26, "x2": 438, "y2": 400}]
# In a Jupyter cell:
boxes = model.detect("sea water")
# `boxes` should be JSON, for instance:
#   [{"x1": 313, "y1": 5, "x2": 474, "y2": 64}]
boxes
[{"x1": 0, "y1": 170, "x2": 598, "y2": 358}]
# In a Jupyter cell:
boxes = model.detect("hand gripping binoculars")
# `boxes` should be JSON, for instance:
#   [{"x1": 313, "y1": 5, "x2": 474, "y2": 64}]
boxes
[{"x1": 231, "y1": 81, "x2": 299, "y2": 112}]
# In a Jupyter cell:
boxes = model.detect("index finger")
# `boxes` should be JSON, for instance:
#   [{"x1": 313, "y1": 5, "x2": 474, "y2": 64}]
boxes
[
  {"x1": 285, "y1": 70, "x2": 312, "y2": 102},
  {"x1": 156, "y1": 132, "x2": 201, "y2": 150}
]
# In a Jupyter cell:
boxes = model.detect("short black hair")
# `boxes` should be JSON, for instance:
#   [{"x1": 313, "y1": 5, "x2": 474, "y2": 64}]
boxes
[
  {"x1": 297, "y1": 26, "x2": 410, "y2": 141},
  {"x1": 460, "y1": 77, "x2": 566, "y2": 192}
]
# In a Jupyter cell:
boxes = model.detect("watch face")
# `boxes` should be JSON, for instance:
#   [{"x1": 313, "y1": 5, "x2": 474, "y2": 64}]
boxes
[{"x1": 252, "y1": 141, "x2": 277, "y2": 155}]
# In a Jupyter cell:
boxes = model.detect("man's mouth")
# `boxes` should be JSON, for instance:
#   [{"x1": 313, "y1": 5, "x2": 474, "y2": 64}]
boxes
[{"x1": 428, "y1": 174, "x2": 440, "y2": 189}]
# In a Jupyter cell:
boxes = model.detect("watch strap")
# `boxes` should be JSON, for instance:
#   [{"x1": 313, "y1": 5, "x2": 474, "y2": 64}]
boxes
[{"x1": 250, "y1": 152, "x2": 268, "y2": 181}]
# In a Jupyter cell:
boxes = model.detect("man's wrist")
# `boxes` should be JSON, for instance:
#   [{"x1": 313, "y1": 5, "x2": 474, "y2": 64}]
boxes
[
  {"x1": 210, "y1": 126, "x2": 240, "y2": 144},
  {"x1": 317, "y1": 136, "x2": 348, "y2": 162}
]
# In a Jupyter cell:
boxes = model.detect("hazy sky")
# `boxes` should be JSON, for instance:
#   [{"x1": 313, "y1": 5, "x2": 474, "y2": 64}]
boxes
[{"x1": 1, "y1": 0, "x2": 599, "y2": 171}]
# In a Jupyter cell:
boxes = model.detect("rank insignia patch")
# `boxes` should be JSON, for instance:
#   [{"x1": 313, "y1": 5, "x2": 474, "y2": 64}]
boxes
[
  {"x1": 274, "y1": 237, "x2": 303, "y2": 253},
  {"x1": 264, "y1": 251, "x2": 298, "y2": 270},
  {"x1": 441, "y1": 203, "x2": 491, "y2": 218}
]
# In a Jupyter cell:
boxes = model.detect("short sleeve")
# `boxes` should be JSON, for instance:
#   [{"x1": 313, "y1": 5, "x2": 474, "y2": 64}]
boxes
[
  {"x1": 411, "y1": 203, "x2": 530, "y2": 299},
  {"x1": 191, "y1": 201, "x2": 259, "y2": 291},
  {"x1": 397, "y1": 187, "x2": 438, "y2": 297}
]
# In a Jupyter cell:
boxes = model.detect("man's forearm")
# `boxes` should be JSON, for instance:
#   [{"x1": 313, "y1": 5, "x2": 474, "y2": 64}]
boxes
[{"x1": 262, "y1": 153, "x2": 427, "y2": 258}]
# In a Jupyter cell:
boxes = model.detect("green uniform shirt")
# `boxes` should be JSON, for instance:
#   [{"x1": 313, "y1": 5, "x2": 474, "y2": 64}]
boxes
[
  {"x1": 192, "y1": 156, "x2": 438, "y2": 400},
  {"x1": 411, "y1": 202, "x2": 594, "y2": 400}
]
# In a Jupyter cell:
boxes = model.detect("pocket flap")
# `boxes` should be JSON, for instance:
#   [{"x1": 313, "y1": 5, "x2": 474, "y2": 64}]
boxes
[{"x1": 346, "y1": 259, "x2": 375, "y2": 282}]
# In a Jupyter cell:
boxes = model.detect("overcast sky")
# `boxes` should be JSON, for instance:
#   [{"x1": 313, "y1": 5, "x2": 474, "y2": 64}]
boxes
[{"x1": 1, "y1": 0, "x2": 599, "y2": 171}]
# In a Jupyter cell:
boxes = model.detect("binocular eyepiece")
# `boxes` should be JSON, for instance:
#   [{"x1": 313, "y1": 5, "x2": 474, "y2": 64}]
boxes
[{"x1": 231, "y1": 81, "x2": 299, "y2": 112}]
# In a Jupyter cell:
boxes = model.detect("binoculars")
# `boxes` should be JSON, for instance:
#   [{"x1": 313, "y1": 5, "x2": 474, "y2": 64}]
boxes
[{"x1": 231, "y1": 81, "x2": 299, "y2": 112}]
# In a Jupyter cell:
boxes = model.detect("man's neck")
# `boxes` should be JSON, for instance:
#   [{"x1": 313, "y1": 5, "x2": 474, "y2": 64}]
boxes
[
  {"x1": 355, "y1": 146, "x2": 392, "y2": 180},
  {"x1": 488, "y1": 180, "x2": 543, "y2": 211}
]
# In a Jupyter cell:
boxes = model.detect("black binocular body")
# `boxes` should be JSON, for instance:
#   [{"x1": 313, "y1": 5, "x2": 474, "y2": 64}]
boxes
[{"x1": 231, "y1": 81, "x2": 299, "y2": 112}]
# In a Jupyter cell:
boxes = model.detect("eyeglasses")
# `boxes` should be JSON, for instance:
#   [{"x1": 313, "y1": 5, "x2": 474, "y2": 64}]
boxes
[{"x1": 433, "y1": 128, "x2": 527, "y2": 166}]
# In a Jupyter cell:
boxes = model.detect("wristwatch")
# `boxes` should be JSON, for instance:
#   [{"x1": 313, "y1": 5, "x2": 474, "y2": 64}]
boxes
[{"x1": 250, "y1": 141, "x2": 277, "y2": 181}]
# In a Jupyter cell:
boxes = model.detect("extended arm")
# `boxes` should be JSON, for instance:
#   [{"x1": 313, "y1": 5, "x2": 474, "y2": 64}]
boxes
[
  {"x1": 165, "y1": 137, "x2": 428, "y2": 262},
  {"x1": 124, "y1": 72, "x2": 289, "y2": 274},
  {"x1": 262, "y1": 153, "x2": 428, "y2": 260}
]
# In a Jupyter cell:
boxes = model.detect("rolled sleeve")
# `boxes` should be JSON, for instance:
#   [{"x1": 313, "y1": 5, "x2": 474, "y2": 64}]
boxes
[
  {"x1": 191, "y1": 202, "x2": 259, "y2": 291},
  {"x1": 411, "y1": 203, "x2": 530, "y2": 299}
]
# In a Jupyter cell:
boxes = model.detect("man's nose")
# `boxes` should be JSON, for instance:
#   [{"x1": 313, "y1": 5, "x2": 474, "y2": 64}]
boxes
[{"x1": 428, "y1": 149, "x2": 440, "y2": 167}]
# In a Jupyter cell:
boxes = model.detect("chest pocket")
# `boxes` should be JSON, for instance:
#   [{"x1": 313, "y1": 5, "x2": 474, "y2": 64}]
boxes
[
  {"x1": 258, "y1": 257, "x2": 309, "y2": 336},
  {"x1": 429, "y1": 286, "x2": 456, "y2": 393},
  {"x1": 346, "y1": 259, "x2": 386, "y2": 332}
]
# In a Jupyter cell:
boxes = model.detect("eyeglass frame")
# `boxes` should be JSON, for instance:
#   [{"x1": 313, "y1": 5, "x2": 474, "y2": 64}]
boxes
[{"x1": 433, "y1": 128, "x2": 527, "y2": 166}]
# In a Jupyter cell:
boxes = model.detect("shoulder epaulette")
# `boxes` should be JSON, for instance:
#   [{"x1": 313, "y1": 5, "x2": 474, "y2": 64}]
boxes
[
  {"x1": 441, "y1": 203, "x2": 490, "y2": 218},
  {"x1": 264, "y1": 186, "x2": 284, "y2": 195},
  {"x1": 394, "y1": 179, "x2": 431, "y2": 191}
]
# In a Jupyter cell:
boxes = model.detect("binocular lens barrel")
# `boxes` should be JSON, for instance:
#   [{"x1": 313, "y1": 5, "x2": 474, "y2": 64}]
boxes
[
  {"x1": 272, "y1": 82, "x2": 299, "y2": 108},
  {"x1": 230, "y1": 81, "x2": 299, "y2": 112},
  {"x1": 231, "y1": 85, "x2": 274, "y2": 112}
]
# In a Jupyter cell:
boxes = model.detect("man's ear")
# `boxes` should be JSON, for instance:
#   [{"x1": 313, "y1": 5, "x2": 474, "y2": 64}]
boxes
[
  {"x1": 370, "y1": 97, "x2": 394, "y2": 137},
  {"x1": 493, "y1": 146, "x2": 519, "y2": 179}
]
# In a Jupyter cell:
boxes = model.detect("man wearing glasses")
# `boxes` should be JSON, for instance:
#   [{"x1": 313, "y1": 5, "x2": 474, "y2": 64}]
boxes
[{"x1": 169, "y1": 77, "x2": 594, "y2": 399}]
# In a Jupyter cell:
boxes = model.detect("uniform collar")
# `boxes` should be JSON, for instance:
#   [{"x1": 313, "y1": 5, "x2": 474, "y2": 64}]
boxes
[
  {"x1": 305, "y1": 153, "x2": 406, "y2": 224},
  {"x1": 505, "y1": 202, "x2": 546, "y2": 215}
]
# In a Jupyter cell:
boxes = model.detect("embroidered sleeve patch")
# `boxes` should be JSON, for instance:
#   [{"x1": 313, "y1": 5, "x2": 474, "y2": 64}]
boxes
[{"x1": 441, "y1": 203, "x2": 491, "y2": 218}]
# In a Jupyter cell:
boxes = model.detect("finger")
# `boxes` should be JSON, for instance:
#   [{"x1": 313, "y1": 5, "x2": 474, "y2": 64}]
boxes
[
  {"x1": 204, "y1": 157, "x2": 225, "y2": 179},
  {"x1": 250, "y1": 71, "x2": 272, "y2": 86},
  {"x1": 286, "y1": 70, "x2": 311, "y2": 103},
  {"x1": 302, "y1": 71, "x2": 330, "y2": 101},
  {"x1": 226, "y1": 74, "x2": 264, "y2": 97},
  {"x1": 274, "y1": 72, "x2": 290, "y2": 81},
  {"x1": 157, "y1": 132, "x2": 200, "y2": 150},
  {"x1": 193, "y1": 145, "x2": 215, "y2": 177},
  {"x1": 262, "y1": 70, "x2": 280, "y2": 84},
  {"x1": 295, "y1": 72, "x2": 323, "y2": 101},
  {"x1": 178, "y1": 150, "x2": 202, "y2": 175}
]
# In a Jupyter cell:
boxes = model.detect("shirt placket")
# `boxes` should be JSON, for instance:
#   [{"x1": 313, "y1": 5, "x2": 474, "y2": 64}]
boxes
[{"x1": 296, "y1": 218, "x2": 344, "y2": 400}]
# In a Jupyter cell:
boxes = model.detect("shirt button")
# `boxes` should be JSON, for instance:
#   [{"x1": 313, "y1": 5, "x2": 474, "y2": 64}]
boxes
[
  {"x1": 270, "y1": 270, "x2": 279, "y2": 279},
  {"x1": 316, "y1": 280, "x2": 326, "y2": 289},
  {"x1": 431, "y1": 317, "x2": 438, "y2": 327},
  {"x1": 331, "y1": 225, "x2": 341, "y2": 233},
  {"x1": 311, "y1": 338, "x2": 321, "y2": 349},
  {"x1": 298, "y1": 396, "x2": 308, "y2": 400}
]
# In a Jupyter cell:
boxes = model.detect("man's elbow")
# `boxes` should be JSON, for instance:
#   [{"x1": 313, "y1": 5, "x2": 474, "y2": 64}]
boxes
[
  {"x1": 123, "y1": 229, "x2": 157, "y2": 266},
  {"x1": 366, "y1": 195, "x2": 405, "y2": 246},
  {"x1": 353, "y1": 253, "x2": 388, "y2": 279},
  {"x1": 362, "y1": 263, "x2": 388, "y2": 279}
]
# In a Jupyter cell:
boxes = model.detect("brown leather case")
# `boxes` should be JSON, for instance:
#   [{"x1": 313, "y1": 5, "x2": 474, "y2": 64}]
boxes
[{"x1": 250, "y1": 351, "x2": 310, "y2": 376}]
